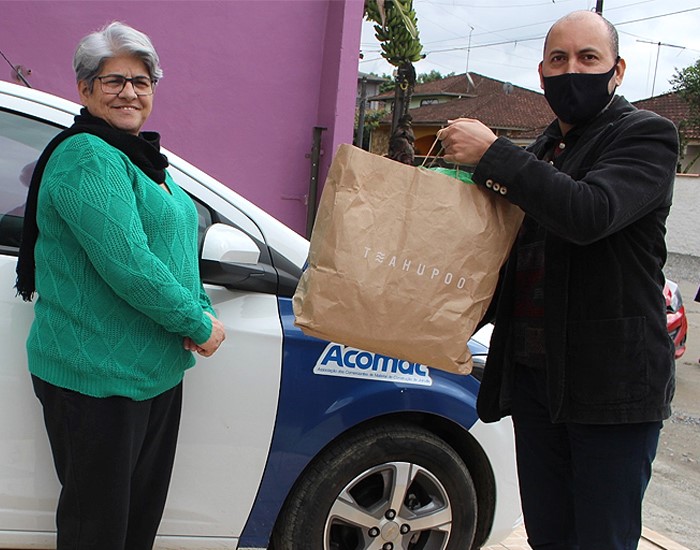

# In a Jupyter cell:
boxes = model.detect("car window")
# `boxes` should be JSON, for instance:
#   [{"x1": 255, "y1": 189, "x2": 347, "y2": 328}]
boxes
[
  {"x1": 0, "y1": 110, "x2": 218, "y2": 254},
  {"x1": 168, "y1": 165, "x2": 265, "y2": 243},
  {"x1": 169, "y1": 166, "x2": 266, "y2": 259},
  {"x1": 0, "y1": 108, "x2": 267, "y2": 283},
  {"x1": 0, "y1": 109, "x2": 61, "y2": 249},
  {"x1": 190, "y1": 193, "x2": 213, "y2": 251}
]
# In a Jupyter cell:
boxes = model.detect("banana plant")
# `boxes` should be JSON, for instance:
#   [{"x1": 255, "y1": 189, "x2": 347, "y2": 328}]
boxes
[
  {"x1": 365, "y1": 0, "x2": 423, "y2": 66},
  {"x1": 364, "y1": 0, "x2": 424, "y2": 164}
]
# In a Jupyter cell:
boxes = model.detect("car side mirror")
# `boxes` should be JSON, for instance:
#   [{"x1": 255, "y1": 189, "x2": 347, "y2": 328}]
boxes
[
  {"x1": 200, "y1": 224, "x2": 278, "y2": 293},
  {"x1": 201, "y1": 223, "x2": 260, "y2": 265}
]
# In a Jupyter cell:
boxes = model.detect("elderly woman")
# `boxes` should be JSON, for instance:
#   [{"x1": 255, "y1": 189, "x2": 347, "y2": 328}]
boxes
[{"x1": 15, "y1": 22, "x2": 225, "y2": 549}]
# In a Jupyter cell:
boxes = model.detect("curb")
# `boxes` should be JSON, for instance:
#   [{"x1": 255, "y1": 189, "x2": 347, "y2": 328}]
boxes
[
  {"x1": 484, "y1": 525, "x2": 692, "y2": 550},
  {"x1": 642, "y1": 527, "x2": 692, "y2": 550}
]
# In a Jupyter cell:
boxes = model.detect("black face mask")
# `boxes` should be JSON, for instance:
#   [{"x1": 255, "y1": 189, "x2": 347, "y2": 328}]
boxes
[{"x1": 542, "y1": 61, "x2": 618, "y2": 126}]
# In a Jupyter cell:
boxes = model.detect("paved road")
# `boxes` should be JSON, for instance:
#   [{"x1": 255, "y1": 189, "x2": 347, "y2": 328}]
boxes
[
  {"x1": 483, "y1": 524, "x2": 690, "y2": 550},
  {"x1": 484, "y1": 253, "x2": 700, "y2": 550},
  {"x1": 644, "y1": 254, "x2": 700, "y2": 550}
]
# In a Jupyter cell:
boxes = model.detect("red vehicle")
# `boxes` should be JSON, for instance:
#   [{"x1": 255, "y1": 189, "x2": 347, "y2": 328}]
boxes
[{"x1": 665, "y1": 279, "x2": 688, "y2": 359}]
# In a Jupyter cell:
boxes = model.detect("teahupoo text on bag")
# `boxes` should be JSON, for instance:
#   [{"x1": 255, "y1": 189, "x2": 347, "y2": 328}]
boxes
[{"x1": 363, "y1": 247, "x2": 467, "y2": 289}]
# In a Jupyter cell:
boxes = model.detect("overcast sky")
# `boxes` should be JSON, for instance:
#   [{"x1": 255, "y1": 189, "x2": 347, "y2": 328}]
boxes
[{"x1": 359, "y1": 0, "x2": 700, "y2": 102}]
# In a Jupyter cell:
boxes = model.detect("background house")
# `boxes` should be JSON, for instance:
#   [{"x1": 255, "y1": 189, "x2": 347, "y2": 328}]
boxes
[
  {"x1": 0, "y1": 0, "x2": 364, "y2": 236},
  {"x1": 368, "y1": 72, "x2": 553, "y2": 159},
  {"x1": 369, "y1": 72, "x2": 700, "y2": 177},
  {"x1": 357, "y1": 71, "x2": 388, "y2": 110},
  {"x1": 633, "y1": 92, "x2": 699, "y2": 174}
]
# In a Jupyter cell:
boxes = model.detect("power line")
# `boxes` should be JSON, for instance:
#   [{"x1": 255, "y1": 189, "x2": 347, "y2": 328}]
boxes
[
  {"x1": 361, "y1": 1, "x2": 700, "y2": 99},
  {"x1": 426, "y1": 35, "x2": 543, "y2": 54},
  {"x1": 416, "y1": 6, "x2": 700, "y2": 57},
  {"x1": 416, "y1": 3, "x2": 700, "y2": 50},
  {"x1": 616, "y1": 6, "x2": 700, "y2": 26},
  {"x1": 418, "y1": 0, "x2": 668, "y2": 45}
]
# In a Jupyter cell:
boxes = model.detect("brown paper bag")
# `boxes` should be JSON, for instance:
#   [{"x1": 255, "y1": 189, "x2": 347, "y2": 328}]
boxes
[{"x1": 293, "y1": 144, "x2": 523, "y2": 374}]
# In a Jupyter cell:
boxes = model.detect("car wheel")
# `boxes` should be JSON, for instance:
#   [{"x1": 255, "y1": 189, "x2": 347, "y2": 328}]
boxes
[{"x1": 271, "y1": 421, "x2": 477, "y2": 549}]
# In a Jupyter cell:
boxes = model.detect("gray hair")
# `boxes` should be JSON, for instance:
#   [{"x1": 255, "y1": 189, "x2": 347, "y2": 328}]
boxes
[{"x1": 73, "y1": 21, "x2": 163, "y2": 88}]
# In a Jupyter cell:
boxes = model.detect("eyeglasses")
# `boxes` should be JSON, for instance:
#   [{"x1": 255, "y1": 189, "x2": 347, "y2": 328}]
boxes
[{"x1": 95, "y1": 75, "x2": 155, "y2": 96}]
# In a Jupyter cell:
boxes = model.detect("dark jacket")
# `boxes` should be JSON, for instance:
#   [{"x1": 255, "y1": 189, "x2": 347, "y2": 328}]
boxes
[{"x1": 473, "y1": 96, "x2": 678, "y2": 424}]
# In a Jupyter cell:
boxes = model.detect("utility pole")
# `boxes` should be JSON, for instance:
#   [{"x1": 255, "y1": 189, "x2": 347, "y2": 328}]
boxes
[
  {"x1": 595, "y1": 0, "x2": 604, "y2": 14},
  {"x1": 465, "y1": 25, "x2": 474, "y2": 91},
  {"x1": 355, "y1": 76, "x2": 368, "y2": 149}
]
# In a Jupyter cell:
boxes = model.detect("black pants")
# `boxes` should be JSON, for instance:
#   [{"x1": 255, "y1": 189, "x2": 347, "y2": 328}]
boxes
[
  {"x1": 32, "y1": 375, "x2": 182, "y2": 550},
  {"x1": 511, "y1": 366, "x2": 661, "y2": 550}
]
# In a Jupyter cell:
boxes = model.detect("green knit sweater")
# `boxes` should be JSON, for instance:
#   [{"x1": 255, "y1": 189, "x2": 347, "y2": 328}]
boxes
[{"x1": 27, "y1": 134, "x2": 215, "y2": 400}]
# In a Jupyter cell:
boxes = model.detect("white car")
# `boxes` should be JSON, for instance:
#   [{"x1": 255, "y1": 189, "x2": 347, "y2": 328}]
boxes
[{"x1": 0, "y1": 79, "x2": 521, "y2": 550}]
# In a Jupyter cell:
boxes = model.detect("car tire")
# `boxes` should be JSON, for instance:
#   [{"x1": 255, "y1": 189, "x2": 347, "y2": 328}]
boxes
[{"x1": 270, "y1": 421, "x2": 477, "y2": 550}]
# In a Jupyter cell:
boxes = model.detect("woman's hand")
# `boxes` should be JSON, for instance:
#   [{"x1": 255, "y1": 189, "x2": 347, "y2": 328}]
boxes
[
  {"x1": 183, "y1": 337, "x2": 203, "y2": 353},
  {"x1": 438, "y1": 118, "x2": 497, "y2": 166},
  {"x1": 183, "y1": 312, "x2": 226, "y2": 357}
]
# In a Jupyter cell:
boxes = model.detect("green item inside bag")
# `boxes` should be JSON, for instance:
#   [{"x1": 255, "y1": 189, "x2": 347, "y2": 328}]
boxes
[{"x1": 429, "y1": 167, "x2": 475, "y2": 185}]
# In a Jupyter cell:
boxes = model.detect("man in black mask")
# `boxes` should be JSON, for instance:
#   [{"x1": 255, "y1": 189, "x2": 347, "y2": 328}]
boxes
[{"x1": 438, "y1": 10, "x2": 678, "y2": 550}]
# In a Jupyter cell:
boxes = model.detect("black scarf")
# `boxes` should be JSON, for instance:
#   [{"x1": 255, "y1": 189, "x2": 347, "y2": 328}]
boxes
[{"x1": 15, "y1": 108, "x2": 169, "y2": 302}]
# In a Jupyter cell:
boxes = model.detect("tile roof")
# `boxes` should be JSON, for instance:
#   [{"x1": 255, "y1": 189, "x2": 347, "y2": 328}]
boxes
[
  {"x1": 632, "y1": 92, "x2": 699, "y2": 139},
  {"x1": 409, "y1": 91, "x2": 552, "y2": 130},
  {"x1": 375, "y1": 72, "x2": 554, "y2": 138},
  {"x1": 372, "y1": 72, "x2": 699, "y2": 141},
  {"x1": 372, "y1": 72, "x2": 487, "y2": 99}
]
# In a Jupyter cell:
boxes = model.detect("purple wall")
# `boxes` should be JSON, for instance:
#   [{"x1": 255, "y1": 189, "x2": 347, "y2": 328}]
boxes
[{"x1": 0, "y1": 0, "x2": 364, "y2": 235}]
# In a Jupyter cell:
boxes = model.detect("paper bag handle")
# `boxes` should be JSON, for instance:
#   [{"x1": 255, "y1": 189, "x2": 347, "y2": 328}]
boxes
[{"x1": 421, "y1": 135, "x2": 460, "y2": 176}]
